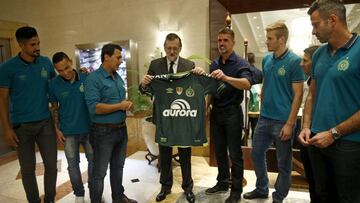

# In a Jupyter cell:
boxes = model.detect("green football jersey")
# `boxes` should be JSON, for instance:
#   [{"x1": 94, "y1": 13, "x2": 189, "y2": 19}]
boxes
[{"x1": 146, "y1": 71, "x2": 223, "y2": 147}]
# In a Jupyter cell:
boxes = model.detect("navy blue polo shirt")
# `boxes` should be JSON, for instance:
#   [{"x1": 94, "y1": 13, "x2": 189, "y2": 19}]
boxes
[
  {"x1": 260, "y1": 50, "x2": 304, "y2": 121},
  {"x1": 84, "y1": 66, "x2": 126, "y2": 124},
  {"x1": 48, "y1": 71, "x2": 91, "y2": 135},
  {"x1": 210, "y1": 51, "x2": 252, "y2": 108},
  {"x1": 0, "y1": 55, "x2": 56, "y2": 123},
  {"x1": 311, "y1": 34, "x2": 360, "y2": 142}
]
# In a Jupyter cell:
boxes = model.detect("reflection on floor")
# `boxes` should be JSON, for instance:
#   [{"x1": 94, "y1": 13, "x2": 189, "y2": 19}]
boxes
[{"x1": 0, "y1": 151, "x2": 310, "y2": 203}]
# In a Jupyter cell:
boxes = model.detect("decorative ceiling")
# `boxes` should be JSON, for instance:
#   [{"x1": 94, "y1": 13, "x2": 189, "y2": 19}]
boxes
[{"x1": 217, "y1": 0, "x2": 360, "y2": 57}]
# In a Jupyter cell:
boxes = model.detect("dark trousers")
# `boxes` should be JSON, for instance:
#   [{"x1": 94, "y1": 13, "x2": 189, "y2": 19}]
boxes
[
  {"x1": 13, "y1": 118, "x2": 58, "y2": 203},
  {"x1": 159, "y1": 145, "x2": 193, "y2": 192},
  {"x1": 210, "y1": 105, "x2": 244, "y2": 195},
  {"x1": 299, "y1": 145, "x2": 319, "y2": 203},
  {"x1": 90, "y1": 125, "x2": 128, "y2": 203},
  {"x1": 309, "y1": 138, "x2": 360, "y2": 203}
]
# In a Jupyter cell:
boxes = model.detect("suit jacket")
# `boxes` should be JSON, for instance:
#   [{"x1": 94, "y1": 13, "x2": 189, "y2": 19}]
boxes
[
  {"x1": 147, "y1": 56, "x2": 195, "y2": 75},
  {"x1": 142, "y1": 56, "x2": 195, "y2": 124}
]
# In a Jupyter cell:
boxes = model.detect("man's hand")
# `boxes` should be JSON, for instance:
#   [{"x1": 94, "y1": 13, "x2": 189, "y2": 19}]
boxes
[
  {"x1": 298, "y1": 127, "x2": 311, "y2": 146},
  {"x1": 79, "y1": 67, "x2": 89, "y2": 74},
  {"x1": 308, "y1": 131, "x2": 334, "y2": 148},
  {"x1": 192, "y1": 67, "x2": 206, "y2": 75},
  {"x1": 210, "y1": 69, "x2": 226, "y2": 81},
  {"x1": 4, "y1": 128, "x2": 19, "y2": 147},
  {"x1": 121, "y1": 100, "x2": 133, "y2": 111},
  {"x1": 140, "y1": 75, "x2": 154, "y2": 88},
  {"x1": 279, "y1": 123, "x2": 293, "y2": 141},
  {"x1": 55, "y1": 128, "x2": 65, "y2": 147}
]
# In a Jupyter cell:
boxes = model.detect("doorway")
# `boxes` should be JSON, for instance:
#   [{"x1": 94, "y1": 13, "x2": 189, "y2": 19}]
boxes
[{"x1": 0, "y1": 38, "x2": 14, "y2": 156}]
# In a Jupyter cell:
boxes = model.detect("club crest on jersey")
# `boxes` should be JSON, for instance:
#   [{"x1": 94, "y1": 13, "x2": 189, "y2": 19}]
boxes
[
  {"x1": 166, "y1": 88, "x2": 174, "y2": 94},
  {"x1": 176, "y1": 87, "x2": 183, "y2": 95},
  {"x1": 163, "y1": 99, "x2": 197, "y2": 117},
  {"x1": 79, "y1": 83, "x2": 85, "y2": 92},
  {"x1": 186, "y1": 86, "x2": 195, "y2": 97},
  {"x1": 41, "y1": 67, "x2": 48, "y2": 78},
  {"x1": 277, "y1": 66, "x2": 286, "y2": 76},
  {"x1": 337, "y1": 57, "x2": 349, "y2": 71}
]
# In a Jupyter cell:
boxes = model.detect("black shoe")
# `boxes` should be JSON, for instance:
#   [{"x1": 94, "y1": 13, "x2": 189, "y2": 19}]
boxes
[
  {"x1": 225, "y1": 194, "x2": 241, "y2": 203},
  {"x1": 185, "y1": 191, "x2": 195, "y2": 203},
  {"x1": 156, "y1": 188, "x2": 171, "y2": 202},
  {"x1": 205, "y1": 184, "x2": 228, "y2": 195},
  {"x1": 243, "y1": 189, "x2": 268, "y2": 199},
  {"x1": 118, "y1": 194, "x2": 137, "y2": 203}
]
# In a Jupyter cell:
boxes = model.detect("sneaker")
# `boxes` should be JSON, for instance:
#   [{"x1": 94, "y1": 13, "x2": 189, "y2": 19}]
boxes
[
  {"x1": 75, "y1": 196, "x2": 85, "y2": 203},
  {"x1": 243, "y1": 189, "x2": 268, "y2": 199},
  {"x1": 205, "y1": 184, "x2": 228, "y2": 195}
]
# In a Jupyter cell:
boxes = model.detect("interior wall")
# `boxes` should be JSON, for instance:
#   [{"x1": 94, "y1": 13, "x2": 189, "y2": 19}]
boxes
[{"x1": 0, "y1": 0, "x2": 210, "y2": 78}]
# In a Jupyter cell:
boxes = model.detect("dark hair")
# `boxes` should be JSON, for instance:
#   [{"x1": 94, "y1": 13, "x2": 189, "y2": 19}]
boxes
[
  {"x1": 308, "y1": 0, "x2": 346, "y2": 24},
  {"x1": 15, "y1": 26, "x2": 38, "y2": 43},
  {"x1": 304, "y1": 45, "x2": 320, "y2": 58},
  {"x1": 218, "y1": 27, "x2": 235, "y2": 39},
  {"x1": 101, "y1": 43, "x2": 122, "y2": 62},
  {"x1": 248, "y1": 52, "x2": 255, "y2": 64},
  {"x1": 52, "y1": 52, "x2": 70, "y2": 64},
  {"x1": 164, "y1": 33, "x2": 182, "y2": 47}
]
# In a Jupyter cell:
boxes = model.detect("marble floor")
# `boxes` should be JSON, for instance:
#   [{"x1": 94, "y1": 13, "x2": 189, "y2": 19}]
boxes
[{"x1": 0, "y1": 151, "x2": 310, "y2": 203}]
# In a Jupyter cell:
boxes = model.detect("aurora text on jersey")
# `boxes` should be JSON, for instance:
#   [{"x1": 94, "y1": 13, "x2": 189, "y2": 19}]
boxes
[{"x1": 145, "y1": 71, "x2": 223, "y2": 147}]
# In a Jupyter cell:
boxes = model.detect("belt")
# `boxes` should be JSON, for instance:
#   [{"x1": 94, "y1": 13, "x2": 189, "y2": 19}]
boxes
[{"x1": 93, "y1": 122, "x2": 126, "y2": 129}]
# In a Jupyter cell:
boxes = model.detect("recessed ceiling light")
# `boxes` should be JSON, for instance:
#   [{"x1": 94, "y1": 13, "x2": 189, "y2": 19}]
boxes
[
  {"x1": 253, "y1": 16, "x2": 257, "y2": 19},
  {"x1": 256, "y1": 26, "x2": 260, "y2": 29}
]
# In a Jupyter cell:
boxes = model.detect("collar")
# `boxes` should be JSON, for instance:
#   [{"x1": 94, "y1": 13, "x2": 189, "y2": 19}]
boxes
[
  {"x1": 99, "y1": 65, "x2": 115, "y2": 79},
  {"x1": 342, "y1": 33, "x2": 358, "y2": 49},
  {"x1": 272, "y1": 49, "x2": 289, "y2": 60},
  {"x1": 166, "y1": 56, "x2": 179, "y2": 66},
  {"x1": 17, "y1": 52, "x2": 38, "y2": 65},
  {"x1": 218, "y1": 51, "x2": 237, "y2": 64}
]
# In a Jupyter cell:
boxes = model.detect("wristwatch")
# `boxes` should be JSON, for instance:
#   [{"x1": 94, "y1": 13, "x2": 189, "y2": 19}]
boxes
[{"x1": 330, "y1": 128, "x2": 341, "y2": 140}]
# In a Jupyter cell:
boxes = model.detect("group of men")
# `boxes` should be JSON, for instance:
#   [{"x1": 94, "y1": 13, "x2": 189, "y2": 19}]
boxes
[
  {"x1": 0, "y1": 0, "x2": 359, "y2": 203},
  {"x1": 0, "y1": 27, "x2": 136, "y2": 203},
  {"x1": 140, "y1": 1, "x2": 360, "y2": 203}
]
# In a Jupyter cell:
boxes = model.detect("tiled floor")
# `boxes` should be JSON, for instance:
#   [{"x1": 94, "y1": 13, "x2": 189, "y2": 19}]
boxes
[{"x1": 0, "y1": 151, "x2": 310, "y2": 203}]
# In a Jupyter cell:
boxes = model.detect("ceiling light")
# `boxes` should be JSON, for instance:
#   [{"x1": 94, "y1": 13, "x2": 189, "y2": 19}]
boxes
[
  {"x1": 256, "y1": 26, "x2": 260, "y2": 29},
  {"x1": 253, "y1": 16, "x2": 257, "y2": 19}
]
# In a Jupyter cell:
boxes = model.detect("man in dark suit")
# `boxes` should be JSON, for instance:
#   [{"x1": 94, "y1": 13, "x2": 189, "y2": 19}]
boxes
[{"x1": 140, "y1": 33, "x2": 196, "y2": 203}]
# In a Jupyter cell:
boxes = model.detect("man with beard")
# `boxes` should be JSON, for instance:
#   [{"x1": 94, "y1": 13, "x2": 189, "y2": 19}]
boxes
[
  {"x1": 205, "y1": 27, "x2": 253, "y2": 203},
  {"x1": 0, "y1": 26, "x2": 58, "y2": 203},
  {"x1": 243, "y1": 22, "x2": 304, "y2": 203},
  {"x1": 299, "y1": 0, "x2": 360, "y2": 202}
]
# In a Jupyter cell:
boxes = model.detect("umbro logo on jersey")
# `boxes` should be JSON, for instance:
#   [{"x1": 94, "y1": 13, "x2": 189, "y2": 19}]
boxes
[{"x1": 163, "y1": 99, "x2": 197, "y2": 117}]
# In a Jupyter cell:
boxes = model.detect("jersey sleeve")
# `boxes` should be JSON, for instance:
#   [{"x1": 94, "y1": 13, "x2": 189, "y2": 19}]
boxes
[
  {"x1": 0, "y1": 64, "x2": 10, "y2": 88},
  {"x1": 48, "y1": 80, "x2": 57, "y2": 103},
  {"x1": 290, "y1": 57, "x2": 305, "y2": 82},
  {"x1": 197, "y1": 74, "x2": 225, "y2": 96}
]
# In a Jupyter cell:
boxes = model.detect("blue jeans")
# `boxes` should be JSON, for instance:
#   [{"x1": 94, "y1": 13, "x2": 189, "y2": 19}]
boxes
[
  {"x1": 251, "y1": 116, "x2": 293, "y2": 202},
  {"x1": 309, "y1": 138, "x2": 360, "y2": 203},
  {"x1": 13, "y1": 118, "x2": 58, "y2": 203},
  {"x1": 64, "y1": 133, "x2": 93, "y2": 197},
  {"x1": 89, "y1": 125, "x2": 128, "y2": 203}
]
